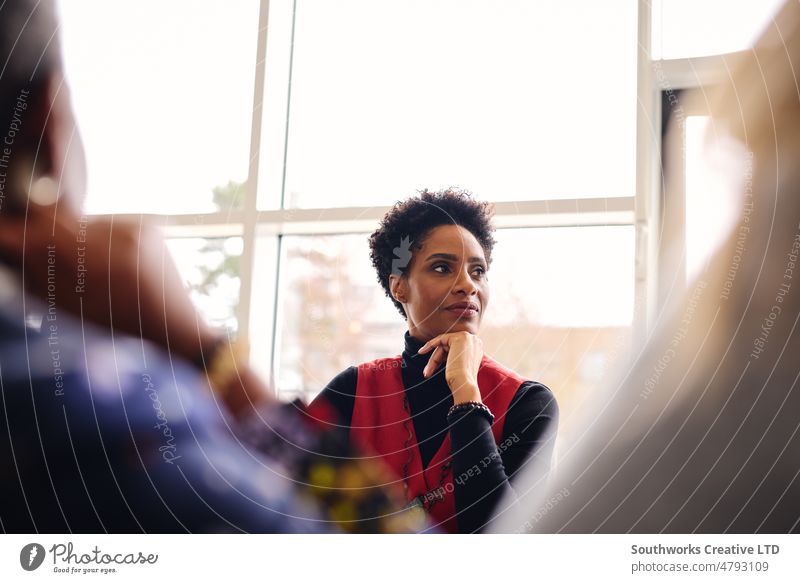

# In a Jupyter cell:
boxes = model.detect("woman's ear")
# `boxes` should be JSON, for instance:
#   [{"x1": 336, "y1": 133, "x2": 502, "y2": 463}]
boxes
[{"x1": 389, "y1": 273, "x2": 408, "y2": 304}]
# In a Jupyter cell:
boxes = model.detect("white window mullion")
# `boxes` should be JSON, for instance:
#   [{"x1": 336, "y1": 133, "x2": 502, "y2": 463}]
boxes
[
  {"x1": 238, "y1": 0, "x2": 273, "y2": 365},
  {"x1": 636, "y1": 0, "x2": 660, "y2": 345}
]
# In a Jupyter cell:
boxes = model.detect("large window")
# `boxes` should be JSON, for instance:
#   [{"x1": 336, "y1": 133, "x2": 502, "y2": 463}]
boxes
[
  {"x1": 271, "y1": 226, "x2": 634, "y2": 406},
  {"x1": 58, "y1": 0, "x2": 647, "y2": 435},
  {"x1": 265, "y1": 0, "x2": 637, "y2": 209}
]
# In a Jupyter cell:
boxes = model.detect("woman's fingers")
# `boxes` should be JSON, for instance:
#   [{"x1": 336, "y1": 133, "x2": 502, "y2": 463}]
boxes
[
  {"x1": 422, "y1": 347, "x2": 438, "y2": 377},
  {"x1": 420, "y1": 333, "x2": 464, "y2": 377},
  {"x1": 418, "y1": 333, "x2": 452, "y2": 354},
  {"x1": 422, "y1": 344, "x2": 448, "y2": 378}
]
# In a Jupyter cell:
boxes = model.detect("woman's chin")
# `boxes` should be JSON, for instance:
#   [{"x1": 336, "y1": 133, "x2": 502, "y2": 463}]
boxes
[{"x1": 437, "y1": 319, "x2": 480, "y2": 336}]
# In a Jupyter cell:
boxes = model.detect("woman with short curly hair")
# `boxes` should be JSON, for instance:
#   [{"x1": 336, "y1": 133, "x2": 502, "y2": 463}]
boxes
[{"x1": 308, "y1": 188, "x2": 559, "y2": 533}]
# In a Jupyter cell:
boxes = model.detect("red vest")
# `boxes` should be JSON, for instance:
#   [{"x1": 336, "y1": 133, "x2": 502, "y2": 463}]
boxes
[{"x1": 350, "y1": 354, "x2": 525, "y2": 533}]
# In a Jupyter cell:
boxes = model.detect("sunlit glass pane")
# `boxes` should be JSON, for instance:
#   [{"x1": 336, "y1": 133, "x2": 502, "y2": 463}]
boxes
[
  {"x1": 259, "y1": 0, "x2": 637, "y2": 210},
  {"x1": 58, "y1": 1, "x2": 259, "y2": 214},
  {"x1": 166, "y1": 237, "x2": 243, "y2": 333},
  {"x1": 273, "y1": 234, "x2": 406, "y2": 401},
  {"x1": 270, "y1": 226, "x2": 634, "y2": 414},
  {"x1": 482, "y1": 226, "x2": 634, "y2": 432}
]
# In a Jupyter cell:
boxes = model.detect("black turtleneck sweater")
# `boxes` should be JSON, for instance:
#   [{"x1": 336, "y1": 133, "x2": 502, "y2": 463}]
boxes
[{"x1": 309, "y1": 332, "x2": 559, "y2": 533}]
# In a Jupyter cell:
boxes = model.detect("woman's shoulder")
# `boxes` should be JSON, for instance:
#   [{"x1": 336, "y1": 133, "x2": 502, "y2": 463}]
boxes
[
  {"x1": 513, "y1": 380, "x2": 557, "y2": 408},
  {"x1": 322, "y1": 365, "x2": 359, "y2": 394},
  {"x1": 307, "y1": 366, "x2": 360, "y2": 427}
]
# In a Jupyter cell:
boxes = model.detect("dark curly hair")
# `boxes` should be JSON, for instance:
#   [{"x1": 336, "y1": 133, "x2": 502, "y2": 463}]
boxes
[{"x1": 369, "y1": 188, "x2": 496, "y2": 318}]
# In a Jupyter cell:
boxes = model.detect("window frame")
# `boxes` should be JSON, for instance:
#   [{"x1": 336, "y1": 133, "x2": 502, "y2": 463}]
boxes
[
  {"x1": 89, "y1": 0, "x2": 688, "y2": 392},
  {"x1": 654, "y1": 51, "x2": 749, "y2": 308}
]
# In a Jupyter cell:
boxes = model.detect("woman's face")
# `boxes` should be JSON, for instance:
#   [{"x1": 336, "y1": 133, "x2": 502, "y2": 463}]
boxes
[{"x1": 390, "y1": 224, "x2": 490, "y2": 342}]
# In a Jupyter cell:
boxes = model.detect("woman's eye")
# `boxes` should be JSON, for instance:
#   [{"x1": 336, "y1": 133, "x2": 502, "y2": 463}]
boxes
[
  {"x1": 473, "y1": 267, "x2": 486, "y2": 277},
  {"x1": 432, "y1": 264, "x2": 450, "y2": 274}
]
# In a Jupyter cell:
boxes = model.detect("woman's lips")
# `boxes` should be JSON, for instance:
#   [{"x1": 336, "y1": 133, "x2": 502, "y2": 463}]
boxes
[{"x1": 445, "y1": 303, "x2": 480, "y2": 318}]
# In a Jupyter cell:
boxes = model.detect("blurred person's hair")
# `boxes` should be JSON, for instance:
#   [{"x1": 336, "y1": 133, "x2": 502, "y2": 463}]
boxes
[
  {"x1": 492, "y1": 0, "x2": 800, "y2": 533},
  {"x1": 0, "y1": 0, "x2": 62, "y2": 206},
  {"x1": 0, "y1": 0, "x2": 61, "y2": 120}
]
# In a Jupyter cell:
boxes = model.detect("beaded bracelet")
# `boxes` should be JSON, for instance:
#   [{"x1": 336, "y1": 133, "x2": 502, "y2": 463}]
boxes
[{"x1": 447, "y1": 401, "x2": 495, "y2": 423}]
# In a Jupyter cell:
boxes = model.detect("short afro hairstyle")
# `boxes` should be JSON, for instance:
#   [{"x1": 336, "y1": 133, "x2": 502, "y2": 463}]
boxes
[{"x1": 369, "y1": 188, "x2": 496, "y2": 318}]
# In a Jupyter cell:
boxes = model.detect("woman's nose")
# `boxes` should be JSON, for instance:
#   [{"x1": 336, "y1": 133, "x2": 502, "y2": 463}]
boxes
[{"x1": 453, "y1": 267, "x2": 478, "y2": 295}]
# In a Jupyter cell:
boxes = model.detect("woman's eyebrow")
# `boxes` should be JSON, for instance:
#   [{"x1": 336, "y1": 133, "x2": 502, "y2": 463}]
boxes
[{"x1": 425, "y1": 253, "x2": 486, "y2": 265}]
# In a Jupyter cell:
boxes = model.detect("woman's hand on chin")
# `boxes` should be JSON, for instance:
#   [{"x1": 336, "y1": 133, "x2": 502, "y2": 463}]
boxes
[{"x1": 418, "y1": 331, "x2": 483, "y2": 404}]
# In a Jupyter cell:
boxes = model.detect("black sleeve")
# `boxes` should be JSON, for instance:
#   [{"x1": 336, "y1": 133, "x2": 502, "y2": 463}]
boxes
[
  {"x1": 499, "y1": 382, "x2": 559, "y2": 480},
  {"x1": 307, "y1": 366, "x2": 358, "y2": 428},
  {"x1": 448, "y1": 381, "x2": 559, "y2": 533}
]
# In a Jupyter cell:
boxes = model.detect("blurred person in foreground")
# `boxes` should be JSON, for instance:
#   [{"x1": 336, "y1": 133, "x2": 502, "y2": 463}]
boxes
[
  {"x1": 492, "y1": 0, "x2": 800, "y2": 533},
  {"x1": 0, "y1": 0, "x2": 413, "y2": 533}
]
